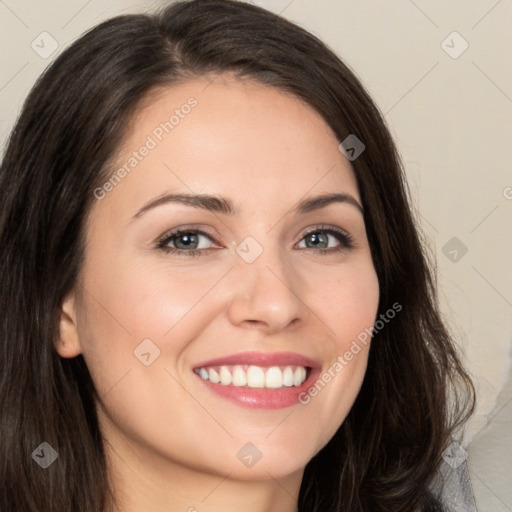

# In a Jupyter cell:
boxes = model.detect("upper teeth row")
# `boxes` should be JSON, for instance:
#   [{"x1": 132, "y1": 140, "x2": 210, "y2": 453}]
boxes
[{"x1": 195, "y1": 365, "x2": 308, "y2": 389}]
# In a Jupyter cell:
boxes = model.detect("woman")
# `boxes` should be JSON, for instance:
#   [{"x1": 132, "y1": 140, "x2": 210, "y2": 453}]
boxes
[{"x1": 0, "y1": 0, "x2": 475, "y2": 510}]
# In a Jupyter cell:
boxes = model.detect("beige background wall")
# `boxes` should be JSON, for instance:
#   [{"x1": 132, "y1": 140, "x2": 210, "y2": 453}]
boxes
[{"x1": 1, "y1": 0, "x2": 511, "y2": 508}]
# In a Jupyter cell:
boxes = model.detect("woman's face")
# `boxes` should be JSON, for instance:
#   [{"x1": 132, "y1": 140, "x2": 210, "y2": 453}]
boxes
[{"x1": 59, "y1": 75, "x2": 379, "y2": 483}]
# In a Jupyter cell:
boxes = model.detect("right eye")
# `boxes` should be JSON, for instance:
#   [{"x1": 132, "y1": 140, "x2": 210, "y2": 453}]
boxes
[{"x1": 157, "y1": 228, "x2": 219, "y2": 257}]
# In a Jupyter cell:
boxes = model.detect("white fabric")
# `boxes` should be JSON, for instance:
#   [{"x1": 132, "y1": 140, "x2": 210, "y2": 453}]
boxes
[{"x1": 430, "y1": 459, "x2": 478, "y2": 512}]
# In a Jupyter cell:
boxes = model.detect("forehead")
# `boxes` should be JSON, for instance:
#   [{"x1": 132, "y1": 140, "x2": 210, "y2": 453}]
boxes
[{"x1": 93, "y1": 74, "x2": 359, "y2": 221}]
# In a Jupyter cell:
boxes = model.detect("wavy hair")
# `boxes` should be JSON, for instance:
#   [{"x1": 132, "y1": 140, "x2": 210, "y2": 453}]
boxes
[{"x1": 0, "y1": 1, "x2": 474, "y2": 510}]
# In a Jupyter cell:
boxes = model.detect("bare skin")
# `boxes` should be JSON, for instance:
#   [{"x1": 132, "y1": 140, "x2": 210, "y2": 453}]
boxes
[{"x1": 57, "y1": 74, "x2": 379, "y2": 512}]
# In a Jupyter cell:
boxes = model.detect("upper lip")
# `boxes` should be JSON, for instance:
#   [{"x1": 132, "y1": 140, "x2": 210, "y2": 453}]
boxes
[{"x1": 193, "y1": 351, "x2": 321, "y2": 369}]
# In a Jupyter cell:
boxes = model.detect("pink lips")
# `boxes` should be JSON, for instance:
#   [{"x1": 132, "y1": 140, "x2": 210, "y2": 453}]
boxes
[
  {"x1": 193, "y1": 351, "x2": 322, "y2": 409},
  {"x1": 193, "y1": 351, "x2": 320, "y2": 370}
]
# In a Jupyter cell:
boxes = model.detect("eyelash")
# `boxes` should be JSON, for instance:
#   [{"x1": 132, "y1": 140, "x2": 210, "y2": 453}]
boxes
[{"x1": 156, "y1": 225, "x2": 354, "y2": 257}]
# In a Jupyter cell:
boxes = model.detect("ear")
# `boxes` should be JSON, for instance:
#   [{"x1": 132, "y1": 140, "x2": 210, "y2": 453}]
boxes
[{"x1": 55, "y1": 292, "x2": 83, "y2": 358}]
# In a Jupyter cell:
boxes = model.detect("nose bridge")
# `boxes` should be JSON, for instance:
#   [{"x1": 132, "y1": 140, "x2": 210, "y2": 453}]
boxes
[{"x1": 226, "y1": 234, "x2": 306, "y2": 331}]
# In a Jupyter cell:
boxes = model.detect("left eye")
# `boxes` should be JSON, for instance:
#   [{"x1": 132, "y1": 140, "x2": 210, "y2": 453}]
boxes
[{"x1": 297, "y1": 230, "x2": 345, "y2": 250}]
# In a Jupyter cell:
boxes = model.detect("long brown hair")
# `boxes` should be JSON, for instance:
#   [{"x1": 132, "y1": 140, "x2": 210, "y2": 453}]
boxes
[{"x1": 0, "y1": 1, "x2": 474, "y2": 510}]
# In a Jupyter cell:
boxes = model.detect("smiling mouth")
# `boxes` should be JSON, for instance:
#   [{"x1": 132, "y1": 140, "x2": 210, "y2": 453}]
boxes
[{"x1": 194, "y1": 364, "x2": 310, "y2": 389}]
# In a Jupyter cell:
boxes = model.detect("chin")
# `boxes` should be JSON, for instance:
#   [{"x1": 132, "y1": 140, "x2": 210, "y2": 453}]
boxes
[
  {"x1": 226, "y1": 439, "x2": 317, "y2": 481},
  {"x1": 226, "y1": 458, "x2": 308, "y2": 482}
]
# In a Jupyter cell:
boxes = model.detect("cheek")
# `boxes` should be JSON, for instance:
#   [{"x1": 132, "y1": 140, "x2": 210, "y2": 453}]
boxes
[
  {"x1": 81, "y1": 258, "x2": 223, "y2": 342},
  {"x1": 297, "y1": 257, "x2": 379, "y2": 443},
  {"x1": 74, "y1": 261, "x2": 222, "y2": 462},
  {"x1": 307, "y1": 256, "x2": 380, "y2": 345},
  {"x1": 75, "y1": 258, "x2": 230, "y2": 392}
]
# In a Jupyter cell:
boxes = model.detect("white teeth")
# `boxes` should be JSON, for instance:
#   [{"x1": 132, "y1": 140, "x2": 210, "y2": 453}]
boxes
[
  {"x1": 283, "y1": 366, "x2": 294, "y2": 387},
  {"x1": 247, "y1": 366, "x2": 265, "y2": 388},
  {"x1": 208, "y1": 368, "x2": 220, "y2": 384},
  {"x1": 232, "y1": 366, "x2": 247, "y2": 387},
  {"x1": 265, "y1": 366, "x2": 283, "y2": 388},
  {"x1": 195, "y1": 364, "x2": 309, "y2": 389},
  {"x1": 293, "y1": 366, "x2": 306, "y2": 386},
  {"x1": 219, "y1": 366, "x2": 232, "y2": 386}
]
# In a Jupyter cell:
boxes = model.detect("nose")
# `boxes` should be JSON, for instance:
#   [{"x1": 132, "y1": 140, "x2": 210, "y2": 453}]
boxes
[{"x1": 225, "y1": 243, "x2": 308, "y2": 334}]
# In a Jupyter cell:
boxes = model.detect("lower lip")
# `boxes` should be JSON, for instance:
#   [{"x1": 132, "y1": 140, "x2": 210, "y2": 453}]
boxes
[{"x1": 195, "y1": 368, "x2": 321, "y2": 409}]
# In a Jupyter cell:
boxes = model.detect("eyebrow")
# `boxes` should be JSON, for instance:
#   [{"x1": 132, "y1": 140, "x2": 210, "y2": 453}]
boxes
[{"x1": 131, "y1": 191, "x2": 363, "y2": 221}]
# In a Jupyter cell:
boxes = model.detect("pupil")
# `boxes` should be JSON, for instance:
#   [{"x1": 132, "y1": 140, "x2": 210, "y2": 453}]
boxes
[
  {"x1": 177, "y1": 233, "x2": 197, "y2": 249},
  {"x1": 308, "y1": 232, "x2": 327, "y2": 248}
]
